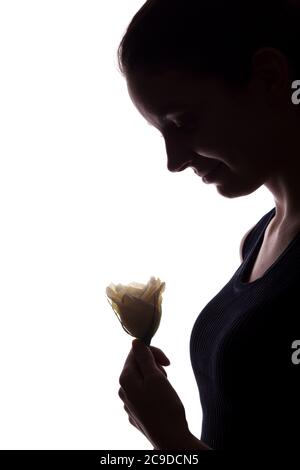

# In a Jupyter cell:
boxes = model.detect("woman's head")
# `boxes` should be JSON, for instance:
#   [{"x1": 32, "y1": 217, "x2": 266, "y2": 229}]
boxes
[{"x1": 117, "y1": 0, "x2": 300, "y2": 199}]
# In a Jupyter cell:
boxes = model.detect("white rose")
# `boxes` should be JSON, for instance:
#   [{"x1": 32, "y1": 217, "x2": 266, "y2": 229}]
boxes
[{"x1": 105, "y1": 276, "x2": 166, "y2": 346}]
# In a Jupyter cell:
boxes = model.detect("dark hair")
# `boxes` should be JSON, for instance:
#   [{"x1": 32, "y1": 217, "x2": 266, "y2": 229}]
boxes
[{"x1": 117, "y1": 0, "x2": 300, "y2": 88}]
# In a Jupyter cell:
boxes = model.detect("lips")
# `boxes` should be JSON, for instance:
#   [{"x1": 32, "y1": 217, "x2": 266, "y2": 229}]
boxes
[
  {"x1": 202, "y1": 162, "x2": 222, "y2": 183},
  {"x1": 192, "y1": 161, "x2": 220, "y2": 178}
]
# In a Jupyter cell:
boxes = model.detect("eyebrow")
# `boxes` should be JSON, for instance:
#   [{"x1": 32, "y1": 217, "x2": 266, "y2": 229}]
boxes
[{"x1": 145, "y1": 104, "x2": 187, "y2": 128}]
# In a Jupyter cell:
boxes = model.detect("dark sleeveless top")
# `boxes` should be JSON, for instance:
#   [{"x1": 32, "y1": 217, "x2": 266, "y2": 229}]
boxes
[{"x1": 190, "y1": 207, "x2": 300, "y2": 449}]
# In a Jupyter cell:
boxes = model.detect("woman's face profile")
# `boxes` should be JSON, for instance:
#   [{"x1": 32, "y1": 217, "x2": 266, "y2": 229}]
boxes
[{"x1": 126, "y1": 56, "x2": 298, "y2": 199}]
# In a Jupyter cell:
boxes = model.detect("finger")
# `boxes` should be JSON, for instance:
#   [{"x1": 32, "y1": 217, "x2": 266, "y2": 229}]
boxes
[
  {"x1": 131, "y1": 339, "x2": 160, "y2": 377},
  {"x1": 157, "y1": 363, "x2": 167, "y2": 378},
  {"x1": 124, "y1": 406, "x2": 145, "y2": 436},
  {"x1": 119, "y1": 349, "x2": 143, "y2": 387},
  {"x1": 149, "y1": 346, "x2": 171, "y2": 366},
  {"x1": 128, "y1": 415, "x2": 139, "y2": 429},
  {"x1": 118, "y1": 387, "x2": 126, "y2": 401}
]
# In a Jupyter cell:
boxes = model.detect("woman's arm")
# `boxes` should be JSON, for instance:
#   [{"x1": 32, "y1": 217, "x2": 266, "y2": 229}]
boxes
[{"x1": 154, "y1": 429, "x2": 212, "y2": 450}]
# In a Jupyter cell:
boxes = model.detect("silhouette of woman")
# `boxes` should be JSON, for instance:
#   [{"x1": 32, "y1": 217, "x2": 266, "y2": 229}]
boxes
[{"x1": 117, "y1": 0, "x2": 300, "y2": 450}]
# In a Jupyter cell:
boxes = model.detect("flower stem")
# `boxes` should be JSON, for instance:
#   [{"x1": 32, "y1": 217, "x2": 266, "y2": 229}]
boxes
[{"x1": 142, "y1": 335, "x2": 151, "y2": 347}]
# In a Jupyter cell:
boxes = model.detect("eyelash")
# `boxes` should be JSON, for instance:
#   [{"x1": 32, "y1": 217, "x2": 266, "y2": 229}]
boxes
[
  {"x1": 174, "y1": 116, "x2": 198, "y2": 129},
  {"x1": 171, "y1": 122, "x2": 196, "y2": 133},
  {"x1": 173, "y1": 122, "x2": 184, "y2": 129},
  {"x1": 157, "y1": 116, "x2": 197, "y2": 138}
]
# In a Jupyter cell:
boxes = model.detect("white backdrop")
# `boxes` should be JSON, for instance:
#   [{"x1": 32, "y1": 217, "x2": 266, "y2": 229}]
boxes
[{"x1": 0, "y1": 1, "x2": 274, "y2": 450}]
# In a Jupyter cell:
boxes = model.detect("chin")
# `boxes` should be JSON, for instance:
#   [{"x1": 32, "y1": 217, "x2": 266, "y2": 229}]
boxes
[{"x1": 215, "y1": 180, "x2": 262, "y2": 199}]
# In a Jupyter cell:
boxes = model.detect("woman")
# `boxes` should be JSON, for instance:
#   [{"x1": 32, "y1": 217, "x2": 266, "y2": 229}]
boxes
[{"x1": 117, "y1": 0, "x2": 300, "y2": 450}]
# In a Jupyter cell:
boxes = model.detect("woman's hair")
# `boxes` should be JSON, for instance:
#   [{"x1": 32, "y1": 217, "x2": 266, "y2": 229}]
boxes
[{"x1": 117, "y1": 0, "x2": 300, "y2": 88}]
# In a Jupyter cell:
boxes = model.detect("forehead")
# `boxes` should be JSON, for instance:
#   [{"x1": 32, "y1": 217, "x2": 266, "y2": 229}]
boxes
[
  {"x1": 126, "y1": 70, "x2": 226, "y2": 124},
  {"x1": 126, "y1": 69, "x2": 202, "y2": 118}
]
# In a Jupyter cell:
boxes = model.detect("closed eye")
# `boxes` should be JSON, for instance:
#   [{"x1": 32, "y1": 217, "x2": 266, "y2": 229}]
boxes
[
  {"x1": 172, "y1": 114, "x2": 198, "y2": 130},
  {"x1": 173, "y1": 121, "x2": 197, "y2": 133},
  {"x1": 147, "y1": 114, "x2": 197, "y2": 136}
]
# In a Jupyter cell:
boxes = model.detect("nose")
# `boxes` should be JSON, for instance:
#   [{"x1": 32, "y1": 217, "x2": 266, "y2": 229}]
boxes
[
  {"x1": 167, "y1": 159, "x2": 194, "y2": 172},
  {"x1": 164, "y1": 139, "x2": 195, "y2": 173}
]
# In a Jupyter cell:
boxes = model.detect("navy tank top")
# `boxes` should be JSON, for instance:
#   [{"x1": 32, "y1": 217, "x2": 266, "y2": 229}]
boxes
[{"x1": 190, "y1": 207, "x2": 300, "y2": 449}]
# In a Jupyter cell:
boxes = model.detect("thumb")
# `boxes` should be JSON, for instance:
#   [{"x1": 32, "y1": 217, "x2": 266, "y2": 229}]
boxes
[{"x1": 132, "y1": 339, "x2": 160, "y2": 376}]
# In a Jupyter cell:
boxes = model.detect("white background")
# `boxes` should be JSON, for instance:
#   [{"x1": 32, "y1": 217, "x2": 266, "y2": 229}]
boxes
[{"x1": 0, "y1": 1, "x2": 274, "y2": 449}]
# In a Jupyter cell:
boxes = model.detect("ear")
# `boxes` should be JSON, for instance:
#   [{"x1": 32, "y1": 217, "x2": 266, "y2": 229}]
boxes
[{"x1": 250, "y1": 47, "x2": 292, "y2": 108}]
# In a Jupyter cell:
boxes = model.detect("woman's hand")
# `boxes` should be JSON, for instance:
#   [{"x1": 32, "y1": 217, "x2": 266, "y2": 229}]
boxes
[{"x1": 118, "y1": 339, "x2": 191, "y2": 449}]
